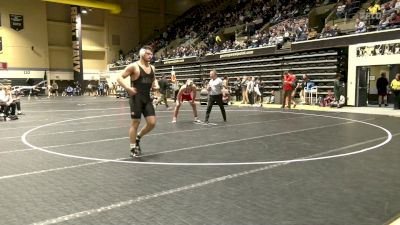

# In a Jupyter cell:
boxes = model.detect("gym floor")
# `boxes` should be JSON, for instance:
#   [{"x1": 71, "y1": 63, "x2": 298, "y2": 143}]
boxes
[{"x1": 1, "y1": 96, "x2": 400, "y2": 225}]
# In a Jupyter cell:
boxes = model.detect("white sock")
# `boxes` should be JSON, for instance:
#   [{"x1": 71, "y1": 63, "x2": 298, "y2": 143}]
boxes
[{"x1": 130, "y1": 143, "x2": 136, "y2": 149}]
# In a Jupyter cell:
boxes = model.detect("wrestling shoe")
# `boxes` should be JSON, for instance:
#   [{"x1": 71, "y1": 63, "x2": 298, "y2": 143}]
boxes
[
  {"x1": 130, "y1": 145, "x2": 141, "y2": 158},
  {"x1": 130, "y1": 136, "x2": 142, "y2": 157}
]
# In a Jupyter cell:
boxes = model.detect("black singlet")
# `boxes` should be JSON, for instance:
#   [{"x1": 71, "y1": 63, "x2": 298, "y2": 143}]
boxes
[{"x1": 129, "y1": 63, "x2": 156, "y2": 119}]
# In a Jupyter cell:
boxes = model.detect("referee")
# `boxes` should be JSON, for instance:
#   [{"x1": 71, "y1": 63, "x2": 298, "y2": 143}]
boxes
[{"x1": 205, "y1": 69, "x2": 227, "y2": 123}]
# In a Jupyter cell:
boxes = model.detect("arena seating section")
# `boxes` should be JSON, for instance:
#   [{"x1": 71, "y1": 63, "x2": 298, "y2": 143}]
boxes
[
  {"x1": 109, "y1": 0, "x2": 400, "y2": 99},
  {"x1": 154, "y1": 50, "x2": 339, "y2": 96}
]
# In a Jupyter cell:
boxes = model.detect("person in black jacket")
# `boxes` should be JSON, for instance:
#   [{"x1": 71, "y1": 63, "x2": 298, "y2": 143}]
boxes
[{"x1": 376, "y1": 72, "x2": 389, "y2": 107}]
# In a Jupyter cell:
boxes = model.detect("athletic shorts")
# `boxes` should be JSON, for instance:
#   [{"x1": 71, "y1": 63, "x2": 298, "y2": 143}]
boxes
[
  {"x1": 180, "y1": 94, "x2": 193, "y2": 102},
  {"x1": 129, "y1": 94, "x2": 155, "y2": 119}
]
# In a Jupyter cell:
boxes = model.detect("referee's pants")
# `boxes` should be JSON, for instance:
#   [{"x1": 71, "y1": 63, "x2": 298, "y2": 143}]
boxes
[{"x1": 205, "y1": 94, "x2": 226, "y2": 122}]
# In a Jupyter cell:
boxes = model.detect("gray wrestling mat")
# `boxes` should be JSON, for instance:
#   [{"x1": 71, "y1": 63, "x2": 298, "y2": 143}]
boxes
[{"x1": 1, "y1": 96, "x2": 400, "y2": 225}]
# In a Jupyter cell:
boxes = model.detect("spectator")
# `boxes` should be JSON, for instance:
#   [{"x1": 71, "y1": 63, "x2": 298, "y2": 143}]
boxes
[
  {"x1": 300, "y1": 74, "x2": 310, "y2": 104},
  {"x1": 247, "y1": 76, "x2": 255, "y2": 105},
  {"x1": 333, "y1": 74, "x2": 342, "y2": 104},
  {"x1": 0, "y1": 86, "x2": 17, "y2": 121},
  {"x1": 308, "y1": 28, "x2": 318, "y2": 40},
  {"x1": 368, "y1": 1, "x2": 381, "y2": 15},
  {"x1": 376, "y1": 72, "x2": 389, "y2": 107},
  {"x1": 98, "y1": 82, "x2": 104, "y2": 96},
  {"x1": 156, "y1": 75, "x2": 171, "y2": 109},
  {"x1": 355, "y1": 18, "x2": 367, "y2": 33},
  {"x1": 11, "y1": 88, "x2": 23, "y2": 115},
  {"x1": 66, "y1": 85, "x2": 74, "y2": 96},
  {"x1": 170, "y1": 71, "x2": 180, "y2": 102},
  {"x1": 332, "y1": 24, "x2": 342, "y2": 36},
  {"x1": 336, "y1": 1, "x2": 346, "y2": 18},
  {"x1": 390, "y1": 73, "x2": 400, "y2": 110},
  {"x1": 281, "y1": 71, "x2": 296, "y2": 109},
  {"x1": 382, "y1": 0, "x2": 396, "y2": 15},
  {"x1": 345, "y1": 0, "x2": 359, "y2": 16},
  {"x1": 320, "y1": 24, "x2": 333, "y2": 38},
  {"x1": 233, "y1": 77, "x2": 242, "y2": 102},
  {"x1": 254, "y1": 77, "x2": 264, "y2": 107},
  {"x1": 241, "y1": 76, "x2": 249, "y2": 104},
  {"x1": 52, "y1": 81, "x2": 58, "y2": 96},
  {"x1": 330, "y1": 95, "x2": 346, "y2": 108},
  {"x1": 321, "y1": 90, "x2": 335, "y2": 107},
  {"x1": 377, "y1": 14, "x2": 390, "y2": 30},
  {"x1": 368, "y1": 1, "x2": 381, "y2": 25},
  {"x1": 389, "y1": 11, "x2": 400, "y2": 28}
]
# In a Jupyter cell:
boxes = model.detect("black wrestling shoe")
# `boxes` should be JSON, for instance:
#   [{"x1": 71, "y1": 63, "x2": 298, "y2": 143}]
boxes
[
  {"x1": 135, "y1": 137, "x2": 142, "y2": 156},
  {"x1": 130, "y1": 145, "x2": 141, "y2": 158}
]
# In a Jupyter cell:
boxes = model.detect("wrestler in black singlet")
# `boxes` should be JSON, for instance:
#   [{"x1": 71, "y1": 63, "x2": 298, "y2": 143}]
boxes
[{"x1": 129, "y1": 63, "x2": 155, "y2": 119}]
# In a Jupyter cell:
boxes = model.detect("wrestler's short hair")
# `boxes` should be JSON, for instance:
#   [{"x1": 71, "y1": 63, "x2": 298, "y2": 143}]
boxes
[
  {"x1": 139, "y1": 46, "x2": 153, "y2": 58},
  {"x1": 186, "y1": 79, "x2": 194, "y2": 85}
]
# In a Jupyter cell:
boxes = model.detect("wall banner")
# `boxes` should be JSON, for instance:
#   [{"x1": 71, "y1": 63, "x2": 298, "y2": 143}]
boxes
[
  {"x1": 71, "y1": 6, "x2": 83, "y2": 85},
  {"x1": 9, "y1": 14, "x2": 23, "y2": 31},
  {"x1": 356, "y1": 42, "x2": 400, "y2": 57}
]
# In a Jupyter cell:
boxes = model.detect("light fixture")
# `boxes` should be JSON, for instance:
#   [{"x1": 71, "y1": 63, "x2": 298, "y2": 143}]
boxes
[{"x1": 81, "y1": 8, "x2": 88, "y2": 14}]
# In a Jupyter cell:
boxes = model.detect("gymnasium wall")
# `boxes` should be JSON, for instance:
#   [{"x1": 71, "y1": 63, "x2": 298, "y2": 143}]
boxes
[
  {"x1": 0, "y1": 0, "x2": 209, "y2": 83},
  {"x1": 347, "y1": 39, "x2": 400, "y2": 106},
  {"x1": 0, "y1": 0, "x2": 49, "y2": 70}
]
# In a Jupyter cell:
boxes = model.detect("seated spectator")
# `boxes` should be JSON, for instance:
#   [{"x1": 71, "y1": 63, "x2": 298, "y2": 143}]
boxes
[
  {"x1": 11, "y1": 88, "x2": 23, "y2": 115},
  {"x1": 382, "y1": 0, "x2": 396, "y2": 15},
  {"x1": 66, "y1": 85, "x2": 74, "y2": 96},
  {"x1": 304, "y1": 4, "x2": 311, "y2": 15},
  {"x1": 330, "y1": 95, "x2": 346, "y2": 108},
  {"x1": 0, "y1": 86, "x2": 18, "y2": 121},
  {"x1": 276, "y1": 32, "x2": 284, "y2": 45},
  {"x1": 320, "y1": 90, "x2": 335, "y2": 107},
  {"x1": 377, "y1": 14, "x2": 390, "y2": 30},
  {"x1": 308, "y1": 28, "x2": 318, "y2": 40},
  {"x1": 345, "y1": 0, "x2": 359, "y2": 16},
  {"x1": 355, "y1": 18, "x2": 367, "y2": 33},
  {"x1": 336, "y1": 1, "x2": 347, "y2": 18},
  {"x1": 268, "y1": 33, "x2": 278, "y2": 45},
  {"x1": 389, "y1": 11, "x2": 400, "y2": 28},
  {"x1": 332, "y1": 24, "x2": 342, "y2": 36},
  {"x1": 319, "y1": 24, "x2": 333, "y2": 38},
  {"x1": 266, "y1": 90, "x2": 275, "y2": 104},
  {"x1": 222, "y1": 87, "x2": 231, "y2": 104},
  {"x1": 295, "y1": 25, "x2": 308, "y2": 41}
]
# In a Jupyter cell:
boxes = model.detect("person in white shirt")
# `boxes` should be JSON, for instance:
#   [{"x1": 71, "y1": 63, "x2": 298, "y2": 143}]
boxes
[
  {"x1": 0, "y1": 86, "x2": 16, "y2": 120},
  {"x1": 204, "y1": 70, "x2": 227, "y2": 123},
  {"x1": 355, "y1": 18, "x2": 367, "y2": 33}
]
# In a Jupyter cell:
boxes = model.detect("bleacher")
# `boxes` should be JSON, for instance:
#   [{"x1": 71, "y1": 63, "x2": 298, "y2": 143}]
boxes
[
  {"x1": 107, "y1": 0, "x2": 400, "y2": 104},
  {"x1": 152, "y1": 49, "x2": 339, "y2": 98}
]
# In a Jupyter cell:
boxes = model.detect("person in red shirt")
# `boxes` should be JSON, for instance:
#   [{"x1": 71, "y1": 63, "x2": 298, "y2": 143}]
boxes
[
  {"x1": 389, "y1": 12, "x2": 400, "y2": 27},
  {"x1": 281, "y1": 71, "x2": 296, "y2": 109}
]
